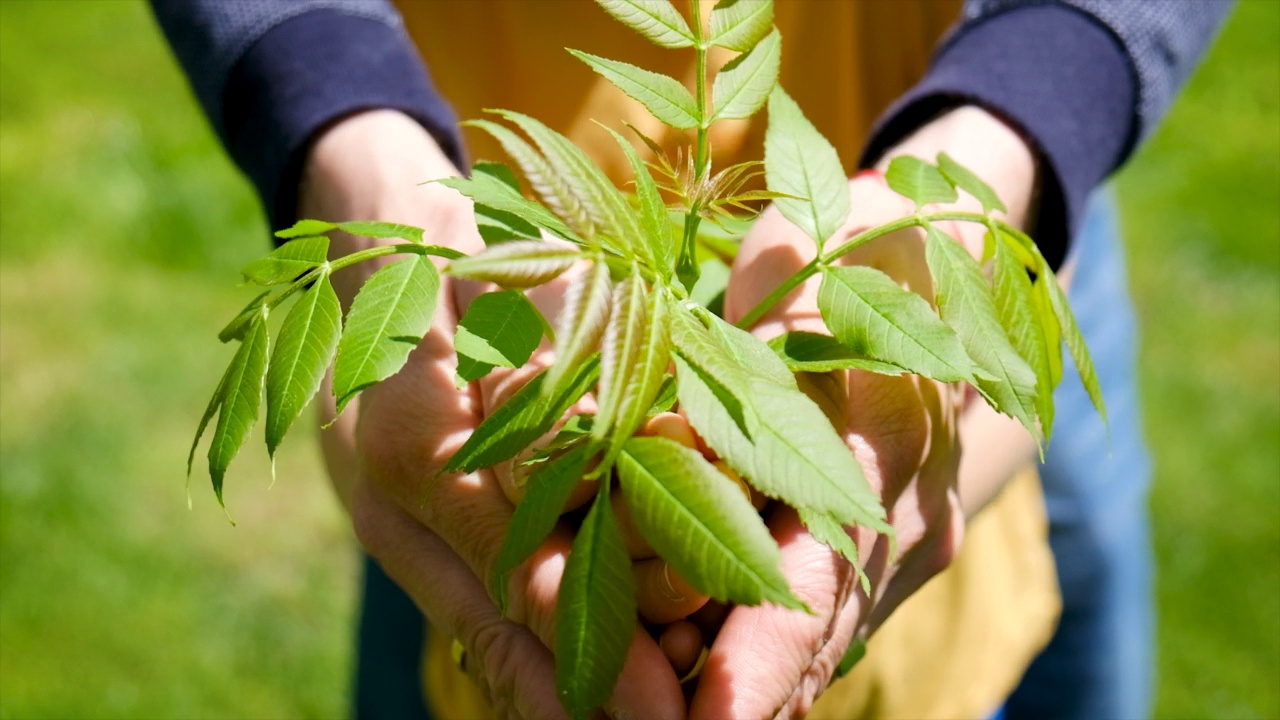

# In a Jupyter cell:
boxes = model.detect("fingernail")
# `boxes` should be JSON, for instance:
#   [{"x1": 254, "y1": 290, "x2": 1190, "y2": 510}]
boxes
[
  {"x1": 659, "y1": 562, "x2": 685, "y2": 603},
  {"x1": 854, "y1": 168, "x2": 886, "y2": 184}
]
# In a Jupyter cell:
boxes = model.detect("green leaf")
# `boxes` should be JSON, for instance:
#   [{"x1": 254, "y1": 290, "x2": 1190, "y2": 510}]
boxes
[
  {"x1": 708, "y1": 0, "x2": 775, "y2": 51},
  {"x1": 595, "y1": 0, "x2": 695, "y2": 48},
  {"x1": 189, "y1": 363, "x2": 229, "y2": 478},
  {"x1": 768, "y1": 332, "x2": 909, "y2": 375},
  {"x1": 265, "y1": 274, "x2": 341, "y2": 458},
  {"x1": 798, "y1": 508, "x2": 869, "y2": 595},
  {"x1": 1031, "y1": 275, "x2": 1064, "y2": 388},
  {"x1": 466, "y1": 120, "x2": 593, "y2": 237},
  {"x1": 567, "y1": 50, "x2": 700, "y2": 129},
  {"x1": 603, "y1": 126, "x2": 673, "y2": 274},
  {"x1": 447, "y1": 240, "x2": 580, "y2": 288},
  {"x1": 817, "y1": 265, "x2": 975, "y2": 382},
  {"x1": 218, "y1": 290, "x2": 270, "y2": 343},
  {"x1": 706, "y1": 312, "x2": 794, "y2": 387},
  {"x1": 936, "y1": 152, "x2": 1006, "y2": 214},
  {"x1": 556, "y1": 491, "x2": 637, "y2": 720},
  {"x1": 1044, "y1": 266, "x2": 1108, "y2": 424},
  {"x1": 594, "y1": 275, "x2": 648, "y2": 438},
  {"x1": 765, "y1": 86, "x2": 849, "y2": 249},
  {"x1": 472, "y1": 160, "x2": 523, "y2": 191},
  {"x1": 673, "y1": 354, "x2": 887, "y2": 531},
  {"x1": 275, "y1": 219, "x2": 336, "y2": 239},
  {"x1": 453, "y1": 290, "x2": 544, "y2": 386},
  {"x1": 444, "y1": 356, "x2": 601, "y2": 474},
  {"x1": 492, "y1": 444, "x2": 594, "y2": 613},
  {"x1": 492, "y1": 110, "x2": 642, "y2": 255},
  {"x1": 208, "y1": 316, "x2": 269, "y2": 505},
  {"x1": 926, "y1": 226, "x2": 1040, "y2": 439},
  {"x1": 332, "y1": 256, "x2": 439, "y2": 413},
  {"x1": 619, "y1": 436, "x2": 802, "y2": 608},
  {"x1": 992, "y1": 236, "x2": 1054, "y2": 438},
  {"x1": 240, "y1": 236, "x2": 329, "y2": 286},
  {"x1": 603, "y1": 286, "x2": 672, "y2": 462},
  {"x1": 544, "y1": 261, "x2": 612, "y2": 397},
  {"x1": 437, "y1": 174, "x2": 581, "y2": 244},
  {"x1": 710, "y1": 29, "x2": 781, "y2": 122},
  {"x1": 275, "y1": 219, "x2": 425, "y2": 243},
  {"x1": 834, "y1": 638, "x2": 867, "y2": 679},
  {"x1": 884, "y1": 155, "x2": 958, "y2": 210},
  {"x1": 690, "y1": 257, "x2": 730, "y2": 315},
  {"x1": 475, "y1": 204, "x2": 543, "y2": 244}
]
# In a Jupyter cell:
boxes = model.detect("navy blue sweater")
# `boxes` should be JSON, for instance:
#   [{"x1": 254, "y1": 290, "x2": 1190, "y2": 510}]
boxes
[{"x1": 149, "y1": 0, "x2": 1231, "y2": 267}]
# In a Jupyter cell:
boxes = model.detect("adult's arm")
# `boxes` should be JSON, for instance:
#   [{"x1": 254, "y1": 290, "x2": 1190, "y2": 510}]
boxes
[
  {"x1": 862, "y1": 0, "x2": 1234, "y2": 268},
  {"x1": 148, "y1": 0, "x2": 463, "y2": 230}
]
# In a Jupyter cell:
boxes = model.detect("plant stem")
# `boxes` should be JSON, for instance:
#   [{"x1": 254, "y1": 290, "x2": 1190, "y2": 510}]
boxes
[
  {"x1": 691, "y1": 0, "x2": 709, "y2": 177},
  {"x1": 735, "y1": 210, "x2": 990, "y2": 328}
]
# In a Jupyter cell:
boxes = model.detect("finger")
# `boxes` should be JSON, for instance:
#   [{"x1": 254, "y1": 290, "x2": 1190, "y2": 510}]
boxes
[
  {"x1": 633, "y1": 557, "x2": 710, "y2": 624},
  {"x1": 613, "y1": 488, "x2": 657, "y2": 559},
  {"x1": 689, "y1": 508, "x2": 860, "y2": 720},
  {"x1": 351, "y1": 480, "x2": 566, "y2": 720},
  {"x1": 639, "y1": 412, "x2": 698, "y2": 449},
  {"x1": 660, "y1": 621, "x2": 704, "y2": 679},
  {"x1": 688, "y1": 600, "x2": 730, "y2": 643},
  {"x1": 359, "y1": 353, "x2": 684, "y2": 719}
]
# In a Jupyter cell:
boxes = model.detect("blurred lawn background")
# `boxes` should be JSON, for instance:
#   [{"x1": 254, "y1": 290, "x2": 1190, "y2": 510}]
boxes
[{"x1": 0, "y1": 1, "x2": 1275, "y2": 718}]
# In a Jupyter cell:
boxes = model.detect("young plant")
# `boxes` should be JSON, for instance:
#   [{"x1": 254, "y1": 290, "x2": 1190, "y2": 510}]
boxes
[{"x1": 188, "y1": 0, "x2": 1106, "y2": 716}]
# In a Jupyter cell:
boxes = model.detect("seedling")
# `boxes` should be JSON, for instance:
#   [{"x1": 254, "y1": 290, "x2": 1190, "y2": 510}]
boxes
[{"x1": 188, "y1": 0, "x2": 1105, "y2": 716}]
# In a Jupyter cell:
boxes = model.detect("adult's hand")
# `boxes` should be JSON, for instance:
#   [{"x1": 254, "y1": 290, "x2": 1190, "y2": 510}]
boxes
[
  {"x1": 301, "y1": 110, "x2": 685, "y2": 719},
  {"x1": 690, "y1": 106, "x2": 1040, "y2": 719}
]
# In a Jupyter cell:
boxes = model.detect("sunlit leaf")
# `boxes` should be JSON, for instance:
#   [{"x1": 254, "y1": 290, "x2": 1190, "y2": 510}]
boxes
[
  {"x1": 544, "y1": 261, "x2": 612, "y2": 397},
  {"x1": 798, "y1": 508, "x2": 869, "y2": 595},
  {"x1": 437, "y1": 173, "x2": 581, "y2": 244},
  {"x1": 265, "y1": 274, "x2": 341, "y2": 458},
  {"x1": 768, "y1": 332, "x2": 909, "y2": 375},
  {"x1": 936, "y1": 152, "x2": 1005, "y2": 214},
  {"x1": 568, "y1": 50, "x2": 700, "y2": 129},
  {"x1": 1044, "y1": 264, "x2": 1108, "y2": 424},
  {"x1": 710, "y1": 29, "x2": 780, "y2": 122},
  {"x1": 217, "y1": 290, "x2": 270, "y2": 343},
  {"x1": 444, "y1": 356, "x2": 601, "y2": 474},
  {"x1": 594, "y1": 275, "x2": 648, "y2": 438},
  {"x1": 596, "y1": 0, "x2": 695, "y2": 48},
  {"x1": 619, "y1": 436, "x2": 802, "y2": 607},
  {"x1": 926, "y1": 226, "x2": 1040, "y2": 439},
  {"x1": 276, "y1": 219, "x2": 425, "y2": 243},
  {"x1": 332, "y1": 256, "x2": 439, "y2": 413},
  {"x1": 708, "y1": 0, "x2": 774, "y2": 51},
  {"x1": 765, "y1": 86, "x2": 849, "y2": 248},
  {"x1": 466, "y1": 120, "x2": 592, "y2": 236},
  {"x1": 492, "y1": 444, "x2": 594, "y2": 613},
  {"x1": 603, "y1": 126, "x2": 673, "y2": 274},
  {"x1": 818, "y1": 265, "x2": 975, "y2": 382},
  {"x1": 556, "y1": 491, "x2": 637, "y2": 720},
  {"x1": 447, "y1": 240, "x2": 580, "y2": 288},
  {"x1": 884, "y1": 155, "x2": 958, "y2": 210},
  {"x1": 208, "y1": 316, "x2": 269, "y2": 505},
  {"x1": 454, "y1": 290, "x2": 544, "y2": 385},
  {"x1": 240, "y1": 236, "x2": 329, "y2": 286},
  {"x1": 492, "y1": 110, "x2": 641, "y2": 254},
  {"x1": 603, "y1": 287, "x2": 671, "y2": 462},
  {"x1": 992, "y1": 236, "x2": 1054, "y2": 438}
]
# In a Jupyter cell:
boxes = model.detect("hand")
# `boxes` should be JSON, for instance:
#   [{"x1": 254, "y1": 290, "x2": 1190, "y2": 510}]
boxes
[
  {"x1": 688, "y1": 106, "x2": 1039, "y2": 719},
  {"x1": 301, "y1": 110, "x2": 685, "y2": 719}
]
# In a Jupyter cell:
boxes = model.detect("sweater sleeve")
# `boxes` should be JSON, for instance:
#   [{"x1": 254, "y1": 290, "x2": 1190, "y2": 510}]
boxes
[
  {"x1": 148, "y1": 0, "x2": 463, "y2": 230},
  {"x1": 860, "y1": 0, "x2": 1233, "y2": 268}
]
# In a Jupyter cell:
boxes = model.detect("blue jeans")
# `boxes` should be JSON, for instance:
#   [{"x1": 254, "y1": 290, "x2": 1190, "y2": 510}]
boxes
[
  {"x1": 1007, "y1": 192, "x2": 1154, "y2": 720},
  {"x1": 352, "y1": 194, "x2": 1154, "y2": 720}
]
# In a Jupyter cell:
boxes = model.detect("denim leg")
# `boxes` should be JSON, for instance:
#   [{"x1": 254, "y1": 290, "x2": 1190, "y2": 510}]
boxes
[
  {"x1": 1007, "y1": 192, "x2": 1154, "y2": 720},
  {"x1": 353, "y1": 555, "x2": 434, "y2": 720}
]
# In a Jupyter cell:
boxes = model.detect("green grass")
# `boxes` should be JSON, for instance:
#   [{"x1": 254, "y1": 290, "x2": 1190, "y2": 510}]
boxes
[
  {"x1": 0, "y1": 1, "x2": 1275, "y2": 718},
  {"x1": 1113, "y1": 1, "x2": 1280, "y2": 716}
]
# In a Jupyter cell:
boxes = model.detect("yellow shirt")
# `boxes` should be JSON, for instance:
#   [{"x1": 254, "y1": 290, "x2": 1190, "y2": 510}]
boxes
[{"x1": 396, "y1": 2, "x2": 1061, "y2": 717}]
